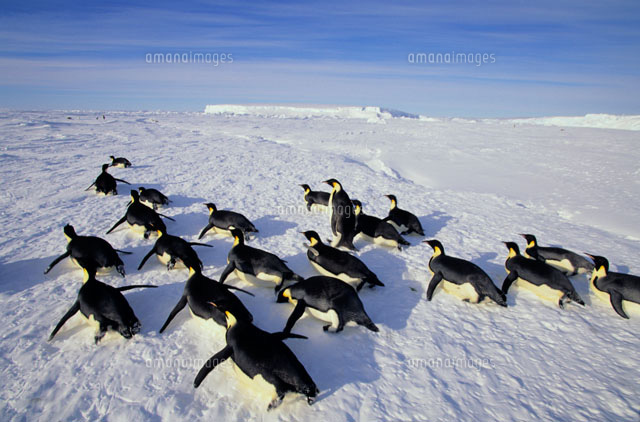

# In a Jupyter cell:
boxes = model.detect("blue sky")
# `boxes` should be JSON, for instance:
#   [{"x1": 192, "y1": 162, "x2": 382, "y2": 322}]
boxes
[{"x1": 1, "y1": 0, "x2": 639, "y2": 116}]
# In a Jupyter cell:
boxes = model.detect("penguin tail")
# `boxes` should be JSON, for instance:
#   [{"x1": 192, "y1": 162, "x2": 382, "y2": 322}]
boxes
[
  {"x1": 366, "y1": 275, "x2": 385, "y2": 288},
  {"x1": 364, "y1": 319, "x2": 379, "y2": 332},
  {"x1": 570, "y1": 291, "x2": 585, "y2": 306}
]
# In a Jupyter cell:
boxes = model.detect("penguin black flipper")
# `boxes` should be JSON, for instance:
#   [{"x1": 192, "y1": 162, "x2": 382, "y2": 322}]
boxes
[
  {"x1": 106, "y1": 216, "x2": 128, "y2": 234},
  {"x1": 426, "y1": 272, "x2": 444, "y2": 301},
  {"x1": 49, "y1": 301, "x2": 80, "y2": 341},
  {"x1": 272, "y1": 331, "x2": 309, "y2": 341},
  {"x1": 193, "y1": 345, "x2": 233, "y2": 388},
  {"x1": 137, "y1": 247, "x2": 158, "y2": 270},
  {"x1": 282, "y1": 300, "x2": 307, "y2": 334},
  {"x1": 114, "y1": 178, "x2": 131, "y2": 185},
  {"x1": 157, "y1": 213, "x2": 176, "y2": 222},
  {"x1": 221, "y1": 284, "x2": 255, "y2": 297},
  {"x1": 610, "y1": 291, "x2": 629, "y2": 319},
  {"x1": 117, "y1": 285, "x2": 157, "y2": 292},
  {"x1": 218, "y1": 262, "x2": 236, "y2": 284},
  {"x1": 44, "y1": 251, "x2": 71, "y2": 274},
  {"x1": 198, "y1": 223, "x2": 214, "y2": 240},
  {"x1": 159, "y1": 295, "x2": 188, "y2": 333},
  {"x1": 189, "y1": 242, "x2": 213, "y2": 248},
  {"x1": 85, "y1": 182, "x2": 96, "y2": 191},
  {"x1": 501, "y1": 271, "x2": 518, "y2": 294},
  {"x1": 115, "y1": 249, "x2": 133, "y2": 255}
]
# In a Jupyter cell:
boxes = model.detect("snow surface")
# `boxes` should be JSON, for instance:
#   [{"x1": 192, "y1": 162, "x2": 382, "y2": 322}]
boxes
[{"x1": 1, "y1": 108, "x2": 639, "y2": 421}]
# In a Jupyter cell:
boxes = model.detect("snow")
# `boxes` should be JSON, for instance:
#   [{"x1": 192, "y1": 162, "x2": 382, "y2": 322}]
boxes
[{"x1": 1, "y1": 107, "x2": 639, "y2": 421}]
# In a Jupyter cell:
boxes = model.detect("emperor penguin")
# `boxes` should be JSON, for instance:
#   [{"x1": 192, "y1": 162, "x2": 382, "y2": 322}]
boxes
[
  {"x1": 106, "y1": 190, "x2": 175, "y2": 238},
  {"x1": 198, "y1": 203, "x2": 258, "y2": 240},
  {"x1": 324, "y1": 178, "x2": 357, "y2": 250},
  {"x1": 109, "y1": 155, "x2": 132, "y2": 168},
  {"x1": 85, "y1": 163, "x2": 130, "y2": 195},
  {"x1": 44, "y1": 224, "x2": 131, "y2": 277},
  {"x1": 48, "y1": 265, "x2": 156, "y2": 344},
  {"x1": 138, "y1": 187, "x2": 171, "y2": 210},
  {"x1": 382, "y1": 194, "x2": 424, "y2": 236},
  {"x1": 159, "y1": 265, "x2": 254, "y2": 332},
  {"x1": 520, "y1": 234, "x2": 594, "y2": 276},
  {"x1": 277, "y1": 275, "x2": 379, "y2": 334},
  {"x1": 300, "y1": 184, "x2": 330, "y2": 211},
  {"x1": 502, "y1": 242, "x2": 584, "y2": 309},
  {"x1": 137, "y1": 229, "x2": 212, "y2": 271},
  {"x1": 423, "y1": 240, "x2": 506, "y2": 306},
  {"x1": 218, "y1": 228, "x2": 304, "y2": 293},
  {"x1": 352, "y1": 200, "x2": 410, "y2": 250},
  {"x1": 301, "y1": 230, "x2": 384, "y2": 291},
  {"x1": 193, "y1": 308, "x2": 318, "y2": 411},
  {"x1": 585, "y1": 254, "x2": 640, "y2": 319}
]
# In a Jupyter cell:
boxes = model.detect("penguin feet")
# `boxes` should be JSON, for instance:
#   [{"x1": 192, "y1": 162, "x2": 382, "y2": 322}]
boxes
[
  {"x1": 322, "y1": 324, "x2": 331, "y2": 332},
  {"x1": 267, "y1": 395, "x2": 284, "y2": 411},
  {"x1": 167, "y1": 259, "x2": 176, "y2": 271},
  {"x1": 306, "y1": 396, "x2": 316, "y2": 406},
  {"x1": 116, "y1": 265, "x2": 126, "y2": 277}
]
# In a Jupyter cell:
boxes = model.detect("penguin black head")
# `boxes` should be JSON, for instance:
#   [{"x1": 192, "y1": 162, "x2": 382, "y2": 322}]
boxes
[
  {"x1": 323, "y1": 179, "x2": 342, "y2": 190},
  {"x1": 204, "y1": 203, "x2": 217, "y2": 213},
  {"x1": 503, "y1": 241, "x2": 521, "y2": 256},
  {"x1": 301, "y1": 230, "x2": 322, "y2": 245},
  {"x1": 230, "y1": 227, "x2": 245, "y2": 245},
  {"x1": 351, "y1": 199, "x2": 363, "y2": 215},
  {"x1": 276, "y1": 287, "x2": 292, "y2": 303},
  {"x1": 423, "y1": 239, "x2": 445, "y2": 255},
  {"x1": 299, "y1": 184, "x2": 311, "y2": 192},
  {"x1": 138, "y1": 187, "x2": 146, "y2": 193},
  {"x1": 585, "y1": 254, "x2": 609, "y2": 274},
  {"x1": 519, "y1": 234, "x2": 538, "y2": 247},
  {"x1": 385, "y1": 194, "x2": 398, "y2": 207},
  {"x1": 63, "y1": 224, "x2": 78, "y2": 240},
  {"x1": 109, "y1": 155, "x2": 116, "y2": 160},
  {"x1": 130, "y1": 190, "x2": 139, "y2": 201},
  {"x1": 101, "y1": 163, "x2": 110, "y2": 172}
]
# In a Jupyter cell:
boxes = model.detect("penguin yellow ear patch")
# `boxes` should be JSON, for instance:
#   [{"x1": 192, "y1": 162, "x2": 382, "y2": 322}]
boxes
[{"x1": 282, "y1": 289, "x2": 291, "y2": 299}]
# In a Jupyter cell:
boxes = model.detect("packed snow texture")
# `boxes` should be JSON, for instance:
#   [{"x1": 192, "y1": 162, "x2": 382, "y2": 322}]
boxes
[{"x1": 1, "y1": 108, "x2": 639, "y2": 421}]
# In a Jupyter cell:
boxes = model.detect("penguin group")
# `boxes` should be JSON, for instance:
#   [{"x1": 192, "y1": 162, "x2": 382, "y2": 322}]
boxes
[{"x1": 43, "y1": 156, "x2": 640, "y2": 412}]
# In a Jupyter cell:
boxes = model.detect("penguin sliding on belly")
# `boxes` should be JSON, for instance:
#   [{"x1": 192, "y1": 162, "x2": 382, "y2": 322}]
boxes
[
  {"x1": 106, "y1": 190, "x2": 175, "y2": 238},
  {"x1": 218, "y1": 228, "x2": 303, "y2": 293},
  {"x1": 85, "y1": 164, "x2": 130, "y2": 195},
  {"x1": 48, "y1": 265, "x2": 156, "y2": 344},
  {"x1": 159, "y1": 266, "x2": 254, "y2": 332},
  {"x1": 137, "y1": 229, "x2": 212, "y2": 271},
  {"x1": 383, "y1": 194, "x2": 424, "y2": 236},
  {"x1": 44, "y1": 224, "x2": 131, "y2": 277},
  {"x1": 324, "y1": 179, "x2": 357, "y2": 250},
  {"x1": 138, "y1": 187, "x2": 171, "y2": 210},
  {"x1": 301, "y1": 230, "x2": 384, "y2": 291},
  {"x1": 277, "y1": 275, "x2": 379, "y2": 334},
  {"x1": 198, "y1": 203, "x2": 258, "y2": 240},
  {"x1": 109, "y1": 155, "x2": 132, "y2": 168},
  {"x1": 300, "y1": 184, "x2": 330, "y2": 211},
  {"x1": 521, "y1": 234, "x2": 594, "y2": 276},
  {"x1": 585, "y1": 254, "x2": 640, "y2": 319},
  {"x1": 502, "y1": 242, "x2": 584, "y2": 309},
  {"x1": 193, "y1": 309, "x2": 318, "y2": 411},
  {"x1": 352, "y1": 200, "x2": 409, "y2": 250},
  {"x1": 424, "y1": 240, "x2": 506, "y2": 306}
]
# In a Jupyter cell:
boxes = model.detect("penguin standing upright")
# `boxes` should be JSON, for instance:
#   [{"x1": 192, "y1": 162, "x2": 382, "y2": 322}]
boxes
[
  {"x1": 48, "y1": 265, "x2": 156, "y2": 344},
  {"x1": 352, "y1": 200, "x2": 410, "y2": 250},
  {"x1": 159, "y1": 266, "x2": 253, "y2": 332},
  {"x1": 300, "y1": 184, "x2": 330, "y2": 211},
  {"x1": 137, "y1": 229, "x2": 211, "y2": 271},
  {"x1": 193, "y1": 309, "x2": 318, "y2": 411},
  {"x1": 106, "y1": 190, "x2": 175, "y2": 238},
  {"x1": 44, "y1": 224, "x2": 131, "y2": 276},
  {"x1": 324, "y1": 179, "x2": 356, "y2": 250},
  {"x1": 138, "y1": 187, "x2": 171, "y2": 210},
  {"x1": 301, "y1": 231, "x2": 384, "y2": 291},
  {"x1": 585, "y1": 254, "x2": 640, "y2": 319},
  {"x1": 218, "y1": 228, "x2": 303, "y2": 293},
  {"x1": 502, "y1": 242, "x2": 584, "y2": 308},
  {"x1": 383, "y1": 195, "x2": 424, "y2": 236},
  {"x1": 423, "y1": 239, "x2": 506, "y2": 306},
  {"x1": 277, "y1": 275, "x2": 379, "y2": 334},
  {"x1": 521, "y1": 234, "x2": 594, "y2": 276},
  {"x1": 198, "y1": 203, "x2": 258, "y2": 240},
  {"x1": 85, "y1": 164, "x2": 130, "y2": 195}
]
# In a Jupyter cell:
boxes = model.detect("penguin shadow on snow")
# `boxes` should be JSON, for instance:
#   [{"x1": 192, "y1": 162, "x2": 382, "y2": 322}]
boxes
[
  {"x1": 9, "y1": 256, "x2": 81, "y2": 294},
  {"x1": 164, "y1": 194, "x2": 206, "y2": 209},
  {"x1": 251, "y1": 215, "x2": 297, "y2": 238},
  {"x1": 419, "y1": 211, "x2": 453, "y2": 239},
  {"x1": 356, "y1": 248, "x2": 417, "y2": 331}
]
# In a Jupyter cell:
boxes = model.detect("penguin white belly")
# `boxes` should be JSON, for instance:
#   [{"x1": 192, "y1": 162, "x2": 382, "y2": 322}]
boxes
[
  {"x1": 310, "y1": 261, "x2": 359, "y2": 284},
  {"x1": 234, "y1": 270, "x2": 281, "y2": 287},
  {"x1": 441, "y1": 280, "x2": 480, "y2": 303},
  {"x1": 373, "y1": 236, "x2": 399, "y2": 248},
  {"x1": 140, "y1": 199, "x2": 156, "y2": 209},
  {"x1": 71, "y1": 257, "x2": 115, "y2": 275},
  {"x1": 157, "y1": 252, "x2": 172, "y2": 265},
  {"x1": 287, "y1": 297, "x2": 340, "y2": 330},
  {"x1": 386, "y1": 221, "x2": 408, "y2": 233},
  {"x1": 545, "y1": 259, "x2": 575, "y2": 274},
  {"x1": 129, "y1": 223, "x2": 148, "y2": 234},
  {"x1": 188, "y1": 308, "x2": 224, "y2": 332},
  {"x1": 515, "y1": 278, "x2": 564, "y2": 302},
  {"x1": 212, "y1": 226, "x2": 233, "y2": 237},
  {"x1": 232, "y1": 363, "x2": 278, "y2": 401},
  {"x1": 590, "y1": 281, "x2": 640, "y2": 315},
  {"x1": 112, "y1": 163, "x2": 127, "y2": 168}
]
